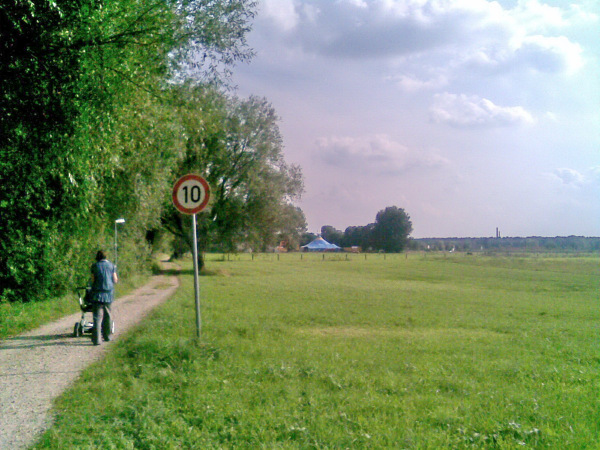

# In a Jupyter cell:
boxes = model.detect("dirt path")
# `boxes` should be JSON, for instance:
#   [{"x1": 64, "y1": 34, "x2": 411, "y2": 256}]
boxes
[{"x1": 0, "y1": 272, "x2": 180, "y2": 450}]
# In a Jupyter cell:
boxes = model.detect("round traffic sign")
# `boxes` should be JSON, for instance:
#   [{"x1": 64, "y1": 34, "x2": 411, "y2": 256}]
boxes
[{"x1": 172, "y1": 174, "x2": 211, "y2": 215}]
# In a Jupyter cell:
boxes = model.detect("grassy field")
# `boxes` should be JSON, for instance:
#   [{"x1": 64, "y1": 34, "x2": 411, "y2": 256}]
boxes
[{"x1": 34, "y1": 253, "x2": 598, "y2": 448}]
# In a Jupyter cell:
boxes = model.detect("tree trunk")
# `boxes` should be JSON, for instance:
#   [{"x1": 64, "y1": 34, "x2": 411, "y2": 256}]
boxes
[
  {"x1": 163, "y1": 213, "x2": 207, "y2": 271},
  {"x1": 185, "y1": 224, "x2": 206, "y2": 272},
  {"x1": 196, "y1": 250, "x2": 205, "y2": 272}
]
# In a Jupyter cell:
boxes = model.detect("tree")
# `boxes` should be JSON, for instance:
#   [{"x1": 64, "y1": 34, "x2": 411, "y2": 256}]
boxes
[
  {"x1": 0, "y1": 0, "x2": 257, "y2": 302},
  {"x1": 274, "y1": 204, "x2": 308, "y2": 251},
  {"x1": 300, "y1": 232, "x2": 318, "y2": 247},
  {"x1": 321, "y1": 225, "x2": 344, "y2": 246},
  {"x1": 161, "y1": 87, "x2": 304, "y2": 267},
  {"x1": 343, "y1": 224, "x2": 375, "y2": 250},
  {"x1": 371, "y1": 206, "x2": 413, "y2": 252}
]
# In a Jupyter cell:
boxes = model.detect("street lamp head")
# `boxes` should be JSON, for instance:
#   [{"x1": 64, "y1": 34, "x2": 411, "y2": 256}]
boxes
[{"x1": 115, "y1": 218, "x2": 125, "y2": 224}]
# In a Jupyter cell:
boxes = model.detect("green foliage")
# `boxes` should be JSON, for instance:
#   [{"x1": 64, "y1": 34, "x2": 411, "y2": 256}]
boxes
[
  {"x1": 35, "y1": 254, "x2": 599, "y2": 448},
  {"x1": 324, "y1": 206, "x2": 412, "y2": 252},
  {"x1": 162, "y1": 87, "x2": 305, "y2": 261},
  {"x1": 371, "y1": 205, "x2": 413, "y2": 252},
  {"x1": 342, "y1": 223, "x2": 375, "y2": 249},
  {"x1": 300, "y1": 231, "x2": 318, "y2": 246},
  {"x1": 275, "y1": 203, "x2": 308, "y2": 250},
  {"x1": 0, "y1": 0, "x2": 257, "y2": 302},
  {"x1": 320, "y1": 225, "x2": 344, "y2": 246},
  {"x1": 1, "y1": 0, "x2": 87, "y2": 301}
]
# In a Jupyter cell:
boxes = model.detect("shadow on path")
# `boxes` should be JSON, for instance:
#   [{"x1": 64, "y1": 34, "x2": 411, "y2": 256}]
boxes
[{"x1": 0, "y1": 333, "x2": 92, "y2": 351}]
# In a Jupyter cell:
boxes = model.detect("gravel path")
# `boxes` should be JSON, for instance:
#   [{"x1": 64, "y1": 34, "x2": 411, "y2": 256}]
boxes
[{"x1": 0, "y1": 272, "x2": 180, "y2": 450}]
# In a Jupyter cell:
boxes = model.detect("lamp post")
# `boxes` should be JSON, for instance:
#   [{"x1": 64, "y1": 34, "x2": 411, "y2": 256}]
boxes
[{"x1": 114, "y1": 218, "x2": 125, "y2": 271}]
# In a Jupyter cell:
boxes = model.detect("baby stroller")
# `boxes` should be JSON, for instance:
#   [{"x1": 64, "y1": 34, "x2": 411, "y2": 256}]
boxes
[{"x1": 73, "y1": 286, "x2": 115, "y2": 337}]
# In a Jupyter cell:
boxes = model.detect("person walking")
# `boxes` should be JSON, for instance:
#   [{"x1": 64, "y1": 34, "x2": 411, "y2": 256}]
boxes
[{"x1": 90, "y1": 250, "x2": 118, "y2": 345}]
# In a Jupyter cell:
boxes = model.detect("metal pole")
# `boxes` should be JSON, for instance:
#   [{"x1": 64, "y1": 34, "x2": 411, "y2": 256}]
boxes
[
  {"x1": 114, "y1": 219, "x2": 125, "y2": 272},
  {"x1": 114, "y1": 222, "x2": 118, "y2": 269},
  {"x1": 192, "y1": 213, "x2": 201, "y2": 338}
]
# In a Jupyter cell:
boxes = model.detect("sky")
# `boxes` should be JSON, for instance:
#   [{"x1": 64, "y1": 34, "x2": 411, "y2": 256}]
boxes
[{"x1": 231, "y1": 0, "x2": 599, "y2": 238}]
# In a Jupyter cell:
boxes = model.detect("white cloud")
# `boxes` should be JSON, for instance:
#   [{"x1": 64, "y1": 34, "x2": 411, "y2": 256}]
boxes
[
  {"x1": 567, "y1": 3, "x2": 599, "y2": 24},
  {"x1": 261, "y1": 0, "x2": 503, "y2": 59},
  {"x1": 589, "y1": 166, "x2": 600, "y2": 183},
  {"x1": 261, "y1": 0, "x2": 299, "y2": 31},
  {"x1": 497, "y1": 34, "x2": 584, "y2": 74},
  {"x1": 512, "y1": 0, "x2": 598, "y2": 33},
  {"x1": 552, "y1": 168, "x2": 585, "y2": 185},
  {"x1": 388, "y1": 72, "x2": 448, "y2": 91},
  {"x1": 550, "y1": 167, "x2": 600, "y2": 187},
  {"x1": 513, "y1": 0, "x2": 566, "y2": 32},
  {"x1": 520, "y1": 35, "x2": 583, "y2": 73},
  {"x1": 430, "y1": 93, "x2": 535, "y2": 127},
  {"x1": 260, "y1": 0, "x2": 588, "y2": 82},
  {"x1": 464, "y1": 33, "x2": 584, "y2": 74},
  {"x1": 345, "y1": 0, "x2": 368, "y2": 9},
  {"x1": 236, "y1": 1, "x2": 600, "y2": 236},
  {"x1": 315, "y1": 134, "x2": 448, "y2": 175}
]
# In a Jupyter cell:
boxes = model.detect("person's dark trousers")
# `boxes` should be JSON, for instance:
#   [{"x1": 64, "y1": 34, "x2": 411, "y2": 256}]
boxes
[{"x1": 91, "y1": 302, "x2": 112, "y2": 345}]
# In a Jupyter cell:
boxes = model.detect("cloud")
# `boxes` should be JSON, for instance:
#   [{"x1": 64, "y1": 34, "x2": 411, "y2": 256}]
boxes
[
  {"x1": 467, "y1": 34, "x2": 584, "y2": 75},
  {"x1": 429, "y1": 93, "x2": 535, "y2": 127},
  {"x1": 315, "y1": 134, "x2": 448, "y2": 175},
  {"x1": 387, "y1": 72, "x2": 448, "y2": 91},
  {"x1": 254, "y1": 0, "x2": 589, "y2": 95},
  {"x1": 512, "y1": 0, "x2": 598, "y2": 33},
  {"x1": 238, "y1": 1, "x2": 600, "y2": 236},
  {"x1": 516, "y1": 35, "x2": 583, "y2": 73},
  {"x1": 589, "y1": 166, "x2": 600, "y2": 184},
  {"x1": 512, "y1": 0, "x2": 566, "y2": 31},
  {"x1": 258, "y1": 1, "x2": 585, "y2": 64},
  {"x1": 460, "y1": 0, "x2": 591, "y2": 75},
  {"x1": 260, "y1": 0, "x2": 299, "y2": 31},
  {"x1": 550, "y1": 167, "x2": 600, "y2": 187},
  {"x1": 552, "y1": 168, "x2": 585, "y2": 185},
  {"x1": 284, "y1": 0, "x2": 508, "y2": 59}
]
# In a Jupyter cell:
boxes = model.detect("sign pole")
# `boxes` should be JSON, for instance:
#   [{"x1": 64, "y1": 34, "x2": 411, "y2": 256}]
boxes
[
  {"x1": 172, "y1": 174, "x2": 211, "y2": 340},
  {"x1": 192, "y1": 213, "x2": 201, "y2": 338}
]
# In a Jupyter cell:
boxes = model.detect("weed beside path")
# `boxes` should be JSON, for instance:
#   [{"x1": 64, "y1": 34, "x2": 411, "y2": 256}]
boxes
[{"x1": 0, "y1": 270, "x2": 179, "y2": 450}]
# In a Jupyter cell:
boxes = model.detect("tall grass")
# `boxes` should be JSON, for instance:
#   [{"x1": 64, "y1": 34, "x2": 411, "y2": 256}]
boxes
[{"x1": 34, "y1": 253, "x2": 599, "y2": 448}]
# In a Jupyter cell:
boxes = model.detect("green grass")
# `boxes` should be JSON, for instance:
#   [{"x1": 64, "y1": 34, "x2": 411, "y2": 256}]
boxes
[{"x1": 34, "y1": 253, "x2": 599, "y2": 448}]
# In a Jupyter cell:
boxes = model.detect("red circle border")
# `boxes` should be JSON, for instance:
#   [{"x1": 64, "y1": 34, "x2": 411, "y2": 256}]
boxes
[{"x1": 172, "y1": 174, "x2": 211, "y2": 215}]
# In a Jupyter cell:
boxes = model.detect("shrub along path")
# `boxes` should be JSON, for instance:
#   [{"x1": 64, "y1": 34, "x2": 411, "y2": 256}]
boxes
[{"x1": 0, "y1": 268, "x2": 179, "y2": 450}]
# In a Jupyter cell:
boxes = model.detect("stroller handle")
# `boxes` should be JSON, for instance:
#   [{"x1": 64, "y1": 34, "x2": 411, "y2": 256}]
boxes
[{"x1": 76, "y1": 286, "x2": 93, "y2": 309}]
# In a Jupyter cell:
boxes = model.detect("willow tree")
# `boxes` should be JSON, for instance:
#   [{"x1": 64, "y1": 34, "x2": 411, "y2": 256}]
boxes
[{"x1": 162, "y1": 86, "x2": 304, "y2": 267}]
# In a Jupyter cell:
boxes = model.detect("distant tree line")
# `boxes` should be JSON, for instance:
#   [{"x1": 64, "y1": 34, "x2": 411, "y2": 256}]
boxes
[
  {"x1": 0, "y1": 1, "x2": 305, "y2": 303},
  {"x1": 303, "y1": 206, "x2": 413, "y2": 253},
  {"x1": 412, "y1": 236, "x2": 600, "y2": 253}
]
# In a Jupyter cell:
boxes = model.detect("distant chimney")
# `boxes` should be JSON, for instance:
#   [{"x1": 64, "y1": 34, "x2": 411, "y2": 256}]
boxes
[{"x1": 496, "y1": 227, "x2": 499, "y2": 238}]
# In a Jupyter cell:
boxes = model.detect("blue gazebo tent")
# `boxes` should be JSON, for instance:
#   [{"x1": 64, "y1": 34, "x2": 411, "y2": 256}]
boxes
[{"x1": 301, "y1": 237, "x2": 341, "y2": 252}]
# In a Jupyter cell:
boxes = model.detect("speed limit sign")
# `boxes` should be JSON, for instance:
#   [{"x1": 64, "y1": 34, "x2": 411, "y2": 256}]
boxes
[
  {"x1": 172, "y1": 174, "x2": 211, "y2": 215},
  {"x1": 172, "y1": 174, "x2": 211, "y2": 338}
]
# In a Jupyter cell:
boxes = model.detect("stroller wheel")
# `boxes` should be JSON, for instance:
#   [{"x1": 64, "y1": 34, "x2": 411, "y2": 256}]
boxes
[{"x1": 73, "y1": 322, "x2": 82, "y2": 337}]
